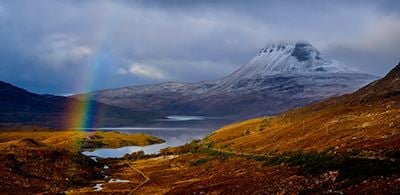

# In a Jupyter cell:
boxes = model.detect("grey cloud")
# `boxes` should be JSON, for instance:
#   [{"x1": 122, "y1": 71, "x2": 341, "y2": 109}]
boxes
[
  {"x1": 35, "y1": 34, "x2": 93, "y2": 70},
  {"x1": 0, "y1": 0, "x2": 399, "y2": 94}
]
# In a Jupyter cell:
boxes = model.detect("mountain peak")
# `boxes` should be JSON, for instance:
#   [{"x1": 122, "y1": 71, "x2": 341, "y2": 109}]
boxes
[
  {"x1": 226, "y1": 41, "x2": 358, "y2": 81},
  {"x1": 259, "y1": 41, "x2": 319, "y2": 62},
  {"x1": 259, "y1": 41, "x2": 310, "y2": 51}
]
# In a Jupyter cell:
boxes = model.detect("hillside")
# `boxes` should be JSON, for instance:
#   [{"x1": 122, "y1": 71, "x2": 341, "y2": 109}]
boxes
[
  {"x1": 0, "y1": 129, "x2": 165, "y2": 193},
  {"x1": 0, "y1": 81, "x2": 163, "y2": 128},
  {"x1": 76, "y1": 41, "x2": 377, "y2": 119},
  {"x1": 206, "y1": 62, "x2": 400, "y2": 154}
]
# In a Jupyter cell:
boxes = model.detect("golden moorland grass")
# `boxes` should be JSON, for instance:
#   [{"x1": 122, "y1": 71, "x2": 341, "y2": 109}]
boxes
[
  {"x1": 0, "y1": 130, "x2": 164, "y2": 151},
  {"x1": 206, "y1": 95, "x2": 400, "y2": 154},
  {"x1": 0, "y1": 129, "x2": 164, "y2": 193}
]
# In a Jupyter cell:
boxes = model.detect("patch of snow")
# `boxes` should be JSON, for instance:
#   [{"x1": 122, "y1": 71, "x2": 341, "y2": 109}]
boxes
[
  {"x1": 90, "y1": 157, "x2": 97, "y2": 162},
  {"x1": 108, "y1": 179, "x2": 130, "y2": 183},
  {"x1": 103, "y1": 165, "x2": 109, "y2": 170},
  {"x1": 94, "y1": 184, "x2": 103, "y2": 191}
]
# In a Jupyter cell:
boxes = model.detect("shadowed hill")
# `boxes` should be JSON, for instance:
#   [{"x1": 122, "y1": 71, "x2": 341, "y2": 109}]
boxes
[
  {"x1": 206, "y1": 62, "x2": 400, "y2": 154},
  {"x1": 350, "y1": 62, "x2": 400, "y2": 104},
  {"x1": 0, "y1": 81, "x2": 163, "y2": 128}
]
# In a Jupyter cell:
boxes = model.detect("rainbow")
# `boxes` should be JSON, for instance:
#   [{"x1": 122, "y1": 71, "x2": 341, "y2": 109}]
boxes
[
  {"x1": 59, "y1": 7, "x2": 123, "y2": 153},
  {"x1": 65, "y1": 47, "x2": 111, "y2": 130},
  {"x1": 64, "y1": 6, "x2": 119, "y2": 131},
  {"x1": 65, "y1": 6, "x2": 116, "y2": 130}
]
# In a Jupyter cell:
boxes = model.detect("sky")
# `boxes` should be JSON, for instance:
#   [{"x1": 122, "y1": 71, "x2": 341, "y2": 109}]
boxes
[{"x1": 0, "y1": 0, "x2": 399, "y2": 94}]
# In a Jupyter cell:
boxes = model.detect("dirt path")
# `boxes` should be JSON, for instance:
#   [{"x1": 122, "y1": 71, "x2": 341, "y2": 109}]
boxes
[{"x1": 125, "y1": 160, "x2": 150, "y2": 194}]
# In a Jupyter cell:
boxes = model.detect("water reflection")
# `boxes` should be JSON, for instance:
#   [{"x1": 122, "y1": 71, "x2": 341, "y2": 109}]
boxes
[{"x1": 82, "y1": 128, "x2": 209, "y2": 158}]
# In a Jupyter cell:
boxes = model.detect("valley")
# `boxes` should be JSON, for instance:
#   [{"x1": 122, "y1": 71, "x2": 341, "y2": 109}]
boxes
[
  {"x1": 2, "y1": 62, "x2": 398, "y2": 194},
  {"x1": 1, "y1": 1, "x2": 399, "y2": 194},
  {"x1": 70, "y1": 62, "x2": 400, "y2": 194},
  {"x1": 0, "y1": 38, "x2": 396, "y2": 194}
]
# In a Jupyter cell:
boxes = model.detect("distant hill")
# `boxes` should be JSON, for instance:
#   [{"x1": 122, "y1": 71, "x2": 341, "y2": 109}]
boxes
[
  {"x1": 0, "y1": 81, "x2": 163, "y2": 128},
  {"x1": 77, "y1": 41, "x2": 378, "y2": 119},
  {"x1": 206, "y1": 62, "x2": 400, "y2": 154}
]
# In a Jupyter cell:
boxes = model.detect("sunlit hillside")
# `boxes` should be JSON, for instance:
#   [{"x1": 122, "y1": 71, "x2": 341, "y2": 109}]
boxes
[{"x1": 207, "y1": 63, "x2": 400, "y2": 154}]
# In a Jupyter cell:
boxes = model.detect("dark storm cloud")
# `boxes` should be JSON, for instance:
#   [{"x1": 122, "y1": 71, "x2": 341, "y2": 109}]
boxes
[{"x1": 0, "y1": 0, "x2": 398, "y2": 94}]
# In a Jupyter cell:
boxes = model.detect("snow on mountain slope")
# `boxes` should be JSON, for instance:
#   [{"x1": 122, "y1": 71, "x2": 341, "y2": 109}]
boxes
[
  {"x1": 76, "y1": 41, "x2": 379, "y2": 118},
  {"x1": 219, "y1": 41, "x2": 356, "y2": 85}
]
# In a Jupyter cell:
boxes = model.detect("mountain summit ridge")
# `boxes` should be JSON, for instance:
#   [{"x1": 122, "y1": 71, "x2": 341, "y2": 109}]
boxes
[{"x1": 224, "y1": 41, "x2": 357, "y2": 81}]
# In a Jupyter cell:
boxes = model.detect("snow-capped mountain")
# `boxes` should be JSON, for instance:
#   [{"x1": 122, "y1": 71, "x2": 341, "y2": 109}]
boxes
[
  {"x1": 223, "y1": 41, "x2": 355, "y2": 80},
  {"x1": 74, "y1": 41, "x2": 379, "y2": 119}
]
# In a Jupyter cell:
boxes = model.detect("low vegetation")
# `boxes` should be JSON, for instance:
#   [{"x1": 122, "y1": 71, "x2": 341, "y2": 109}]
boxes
[
  {"x1": 0, "y1": 138, "x2": 104, "y2": 193},
  {"x1": 0, "y1": 129, "x2": 165, "y2": 193},
  {"x1": 162, "y1": 140, "x2": 400, "y2": 183}
]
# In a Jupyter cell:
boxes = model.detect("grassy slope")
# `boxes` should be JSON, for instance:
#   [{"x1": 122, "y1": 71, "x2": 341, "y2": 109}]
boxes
[{"x1": 206, "y1": 99, "x2": 400, "y2": 154}]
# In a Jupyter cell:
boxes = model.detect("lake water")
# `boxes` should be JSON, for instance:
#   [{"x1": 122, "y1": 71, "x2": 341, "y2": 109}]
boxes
[{"x1": 82, "y1": 116, "x2": 231, "y2": 158}]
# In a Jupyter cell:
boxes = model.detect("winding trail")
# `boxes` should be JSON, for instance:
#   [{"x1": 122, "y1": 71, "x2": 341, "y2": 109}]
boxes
[{"x1": 124, "y1": 160, "x2": 150, "y2": 194}]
